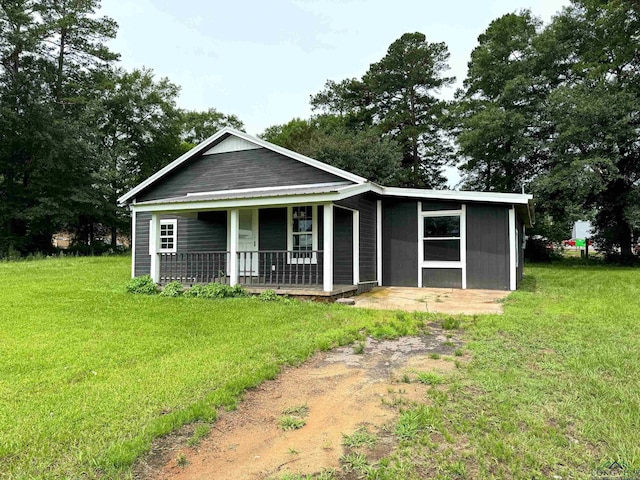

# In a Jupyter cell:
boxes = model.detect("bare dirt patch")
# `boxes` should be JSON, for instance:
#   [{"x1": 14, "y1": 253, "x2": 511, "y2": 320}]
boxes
[{"x1": 134, "y1": 325, "x2": 463, "y2": 480}]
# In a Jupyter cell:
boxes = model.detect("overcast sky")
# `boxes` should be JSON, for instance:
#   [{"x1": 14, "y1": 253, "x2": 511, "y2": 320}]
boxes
[{"x1": 100, "y1": 0, "x2": 572, "y2": 136}]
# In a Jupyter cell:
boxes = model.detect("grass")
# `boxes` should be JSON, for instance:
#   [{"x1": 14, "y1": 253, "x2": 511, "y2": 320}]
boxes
[
  {"x1": 0, "y1": 256, "x2": 424, "y2": 479},
  {"x1": 342, "y1": 427, "x2": 377, "y2": 448},
  {"x1": 370, "y1": 262, "x2": 640, "y2": 479},
  {"x1": 279, "y1": 415, "x2": 306, "y2": 431}
]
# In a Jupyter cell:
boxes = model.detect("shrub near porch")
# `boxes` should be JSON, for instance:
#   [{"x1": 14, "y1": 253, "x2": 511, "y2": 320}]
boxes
[{"x1": 0, "y1": 256, "x2": 422, "y2": 479}]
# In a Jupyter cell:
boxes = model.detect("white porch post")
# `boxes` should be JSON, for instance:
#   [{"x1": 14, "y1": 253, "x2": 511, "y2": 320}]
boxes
[
  {"x1": 353, "y1": 210, "x2": 360, "y2": 285},
  {"x1": 509, "y1": 207, "x2": 517, "y2": 291},
  {"x1": 149, "y1": 212, "x2": 160, "y2": 284},
  {"x1": 323, "y1": 203, "x2": 334, "y2": 292},
  {"x1": 229, "y1": 208, "x2": 239, "y2": 286}
]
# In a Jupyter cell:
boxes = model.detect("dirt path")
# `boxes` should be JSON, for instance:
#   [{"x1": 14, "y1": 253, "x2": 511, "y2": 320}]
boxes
[{"x1": 134, "y1": 325, "x2": 462, "y2": 480}]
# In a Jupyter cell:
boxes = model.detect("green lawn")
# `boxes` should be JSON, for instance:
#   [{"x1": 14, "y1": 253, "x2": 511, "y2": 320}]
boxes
[
  {"x1": 370, "y1": 263, "x2": 640, "y2": 479},
  {"x1": 2, "y1": 257, "x2": 640, "y2": 479},
  {"x1": 0, "y1": 256, "x2": 421, "y2": 479}
]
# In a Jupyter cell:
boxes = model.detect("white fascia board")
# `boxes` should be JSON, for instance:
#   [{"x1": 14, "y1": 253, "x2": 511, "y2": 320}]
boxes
[
  {"x1": 230, "y1": 129, "x2": 368, "y2": 184},
  {"x1": 118, "y1": 127, "x2": 368, "y2": 205},
  {"x1": 381, "y1": 187, "x2": 533, "y2": 205},
  {"x1": 130, "y1": 183, "x2": 372, "y2": 214},
  {"x1": 118, "y1": 128, "x2": 233, "y2": 205},
  {"x1": 185, "y1": 181, "x2": 352, "y2": 197}
]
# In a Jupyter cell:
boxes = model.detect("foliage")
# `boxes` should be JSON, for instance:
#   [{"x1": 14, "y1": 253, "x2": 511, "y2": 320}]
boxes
[
  {"x1": 183, "y1": 282, "x2": 247, "y2": 299},
  {"x1": 311, "y1": 32, "x2": 455, "y2": 188},
  {"x1": 258, "y1": 289, "x2": 281, "y2": 301},
  {"x1": 186, "y1": 424, "x2": 210, "y2": 447},
  {"x1": 125, "y1": 275, "x2": 158, "y2": 295},
  {"x1": 179, "y1": 108, "x2": 244, "y2": 145},
  {"x1": 0, "y1": 256, "x2": 422, "y2": 478},
  {"x1": 261, "y1": 115, "x2": 402, "y2": 186},
  {"x1": 160, "y1": 281, "x2": 184, "y2": 297},
  {"x1": 455, "y1": 3, "x2": 640, "y2": 256}
]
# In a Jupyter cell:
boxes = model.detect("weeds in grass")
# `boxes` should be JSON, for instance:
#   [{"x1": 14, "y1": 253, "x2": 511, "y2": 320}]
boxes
[
  {"x1": 395, "y1": 405, "x2": 441, "y2": 440},
  {"x1": 287, "y1": 447, "x2": 300, "y2": 455},
  {"x1": 353, "y1": 341, "x2": 366, "y2": 354},
  {"x1": 401, "y1": 373, "x2": 411, "y2": 383},
  {"x1": 416, "y1": 371, "x2": 444, "y2": 385},
  {"x1": 429, "y1": 353, "x2": 441, "y2": 359},
  {"x1": 176, "y1": 453, "x2": 188, "y2": 468},
  {"x1": 279, "y1": 415, "x2": 306, "y2": 431},
  {"x1": 282, "y1": 404, "x2": 309, "y2": 417},
  {"x1": 342, "y1": 427, "x2": 377, "y2": 448},
  {"x1": 341, "y1": 452, "x2": 369, "y2": 472},
  {"x1": 442, "y1": 317, "x2": 461, "y2": 330},
  {"x1": 454, "y1": 348, "x2": 464, "y2": 357},
  {"x1": 186, "y1": 424, "x2": 210, "y2": 447},
  {"x1": 443, "y1": 340, "x2": 456, "y2": 347}
]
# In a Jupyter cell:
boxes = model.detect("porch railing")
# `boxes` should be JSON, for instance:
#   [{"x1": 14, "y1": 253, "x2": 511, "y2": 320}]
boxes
[
  {"x1": 158, "y1": 250, "x2": 324, "y2": 287},
  {"x1": 238, "y1": 250, "x2": 323, "y2": 286},
  {"x1": 159, "y1": 252, "x2": 229, "y2": 285}
]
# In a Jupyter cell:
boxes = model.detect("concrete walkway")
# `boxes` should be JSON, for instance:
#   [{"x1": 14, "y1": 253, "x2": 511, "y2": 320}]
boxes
[{"x1": 353, "y1": 286, "x2": 510, "y2": 315}]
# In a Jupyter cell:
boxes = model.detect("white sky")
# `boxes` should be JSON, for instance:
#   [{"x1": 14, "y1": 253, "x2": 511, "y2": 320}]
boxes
[
  {"x1": 99, "y1": 0, "x2": 572, "y2": 186},
  {"x1": 100, "y1": 0, "x2": 571, "y2": 134}
]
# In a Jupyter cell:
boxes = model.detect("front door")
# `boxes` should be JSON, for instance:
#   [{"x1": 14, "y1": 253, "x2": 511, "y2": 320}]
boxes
[{"x1": 238, "y1": 209, "x2": 259, "y2": 276}]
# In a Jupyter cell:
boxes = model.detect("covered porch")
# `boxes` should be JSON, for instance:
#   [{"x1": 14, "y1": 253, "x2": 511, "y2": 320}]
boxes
[{"x1": 140, "y1": 201, "x2": 360, "y2": 294}]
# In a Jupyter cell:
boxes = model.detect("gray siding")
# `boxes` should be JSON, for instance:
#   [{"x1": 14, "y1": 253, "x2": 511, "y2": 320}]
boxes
[
  {"x1": 137, "y1": 148, "x2": 349, "y2": 202},
  {"x1": 335, "y1": 193, "x2": 378, "y2": 283},
  {"x1": 422, "y1": 268, "x2": 462, "y2": 288},
  {"x1": 259, "y1": 208, "x2": 287, "y2": 250},
  {"x1": 517, "y1": 216, "x2": 524, "y2": 286},
  {"x1": 421, "y1": 200, "x2": 462, "y2": 211},
  {"x1": 382, "y1": 200, "x2": 418, "y2": 287},
  {"x1": 333, "y1": 207, "x2": 353, "y2": 285},
  {"x1": 133, "y1": 212, "x2": 227, "y2": 277},
  {"x1": 466, "y1": 204, "x2": 510, "y2": 290}
]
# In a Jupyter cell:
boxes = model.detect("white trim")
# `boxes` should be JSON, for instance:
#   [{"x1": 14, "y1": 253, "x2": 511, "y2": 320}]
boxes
[
  {"x1": 376, "y1": 200, "x2": 382, "y2": 286},
  {"x1": 323, "y1": 203, "x2": 334, "y2": 292},
  {"x1": 460, "y1": 205, "x2": 467, "y2": 289},
  {"x1": 118, "y1": 127, "x2": 366, "y2": 204},
  {"x1": 418, "y1": 202, "x2": 423, "y2": 288},
  {"x1": 229, "y1": 209, "x2": 239, "y2": 286},
  {"x1": 419, "y1": 206, "x2": 467, "y2": 289},
  {"x1": 131, "y1": 208, "x2": 136, "y2": 278},
  {"x1": 287, "y1": 205, "x2": 318, "y2": 264},
  {"x1": 509, "y1": 207, "x2": 517, "y2": 291},
  {"x1": 353, "y1": 210, "x2": 360, "y2": 285},
  {"x1": 185, "y1": 181, "x2": 352, "y2": 197},
  {"x1": 149, "y1": 214, "x2": 160, "y2": 283},
  {"x1": 382, "y1": 186, "x2": 532, "y2": 205},
  {"x1": 157, "y1": 219, "x2": 177, "y2": 254},
  {"x1": 203, "y1": 135, "x2": 261, "y2": 155}
]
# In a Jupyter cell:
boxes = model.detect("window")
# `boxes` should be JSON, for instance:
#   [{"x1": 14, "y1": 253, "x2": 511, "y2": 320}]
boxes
[
  {"x1": 288, "y1": 206, "x2": 317, "y2": 263},
  {"x1": 149, "y1": 219, "x2": 177, "y2": 253},
  {"x1": 422, "y1": 214, "x2": 460, "y2": 262}
]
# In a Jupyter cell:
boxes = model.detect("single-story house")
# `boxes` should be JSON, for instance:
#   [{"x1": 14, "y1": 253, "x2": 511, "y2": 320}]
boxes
[{"x1": 118, "y1": 128, "x2": 533, "y2": 295}]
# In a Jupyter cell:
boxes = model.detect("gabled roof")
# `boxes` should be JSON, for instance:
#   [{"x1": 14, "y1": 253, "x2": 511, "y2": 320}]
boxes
[{"x1": 117, "y1": 127, "x2": 367, "y2": 205}]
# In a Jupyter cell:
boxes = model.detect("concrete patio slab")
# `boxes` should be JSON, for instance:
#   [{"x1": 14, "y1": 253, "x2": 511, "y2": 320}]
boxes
[{"x1": 353, "y1": 286, "x2": 510, "y2": 315}]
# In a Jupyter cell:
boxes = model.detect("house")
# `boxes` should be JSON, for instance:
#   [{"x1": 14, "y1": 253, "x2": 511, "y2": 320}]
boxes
[{"x1": 118, "y1": 128, "x2": 534, "y2": 295}]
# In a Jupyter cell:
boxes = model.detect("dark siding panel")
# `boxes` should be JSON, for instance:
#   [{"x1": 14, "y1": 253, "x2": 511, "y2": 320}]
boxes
[
  {"x1": 517, "y1": 217, "x2": 524, "y2": 286},
  {"x1": 422, "y1": 200, "x2": 462, "y2": 211},
  {"x1": 466, "y1": 204, "x2": 510, "y2": 290},
  {"x1": 335, "y1": 193, "x2": 378, "y2": 282},
  {"x1": 259, "y1": 208, "x2": 287, "y2": 250},
  {"x1": 333, "y1": 207, "x2": 353, "y2": 285},
  {"x1": 189, "y1": 212, "x2": 227, "y2": 251},
  {"x1": 137, "y1": 148, "x2": 349, "y2": 201},
  {"x1": 422, "y1": 268, "x2": 462, "y2": 288},
  {"x1": 382, "y1": 200, "x2": 418, "y2": 287},
  {"x1": 135, "y1": 212, "x2": 151, "y2": 277}
]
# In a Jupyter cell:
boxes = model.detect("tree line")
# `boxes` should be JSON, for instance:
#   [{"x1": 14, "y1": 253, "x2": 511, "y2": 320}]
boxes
[{"x1": 2, "y1": 0, "x2": 639, "y2": 260}]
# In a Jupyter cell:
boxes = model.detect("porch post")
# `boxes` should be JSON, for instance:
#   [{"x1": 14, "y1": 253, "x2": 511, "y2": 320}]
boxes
[
  {"x1": 229, "y1": 208, "x2": 239, "y2": 286},
  {"x1": 149, "y1": 212, "x2": 160, "y2": 284},
  {"x1": 323, "y1": 203, "x2": 333, "y2": 292},
  {"x1": 353, "y1": 210, "x2": 359, "y2": 285}
]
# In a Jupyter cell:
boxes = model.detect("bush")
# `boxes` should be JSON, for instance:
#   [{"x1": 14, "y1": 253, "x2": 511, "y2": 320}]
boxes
[
  {"x1": 126, "y1": 275, "x2": 158, "y2": 295},
  {"x1": 160, "y1": 281, "x2": 184, "y2": 297},
  {"x1": 184, "y1": 282, "x2": 247, "y2": 299},
  {"x1": 258, "y1": 289, "x2": 280, "y2": 301}
]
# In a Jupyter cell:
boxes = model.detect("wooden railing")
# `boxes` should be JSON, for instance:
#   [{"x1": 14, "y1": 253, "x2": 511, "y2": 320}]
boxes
[
  {"x1": 238, "y1": 250, "x2": 323, "y2": 286},
  {"x1": 159, "y1": 252, "x2": 229, "y2": 285},
  {"x1": 159, "y1": 250, "x2": 324, "y2": 287}
]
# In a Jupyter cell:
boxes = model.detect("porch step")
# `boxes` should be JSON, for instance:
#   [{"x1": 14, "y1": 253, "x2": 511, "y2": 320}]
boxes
[{"x1": 244, "y1": 284, "x2": 357, "y2": 297}]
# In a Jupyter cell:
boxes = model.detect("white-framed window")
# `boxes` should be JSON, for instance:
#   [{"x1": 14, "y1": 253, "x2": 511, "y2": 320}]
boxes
[
  {"x1": 287, "y1": 205, "x2": 318, "y2": 263},
  {"x1": 422, "y1": 213, "x2": 461, "y2": 262},
  {"x1": 150, "y1": 219, "x2": 177, "y2": 253}
]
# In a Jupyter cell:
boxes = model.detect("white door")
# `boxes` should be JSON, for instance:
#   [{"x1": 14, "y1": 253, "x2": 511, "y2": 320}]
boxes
[{"x1": 238, "y1": 209, "x2": 259, "y2": 275}]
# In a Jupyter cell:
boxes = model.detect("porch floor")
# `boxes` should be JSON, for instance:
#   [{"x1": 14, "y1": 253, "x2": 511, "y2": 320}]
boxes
[{"x1": 243, "y1": 284, "x2": 357, "y2": 297}]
